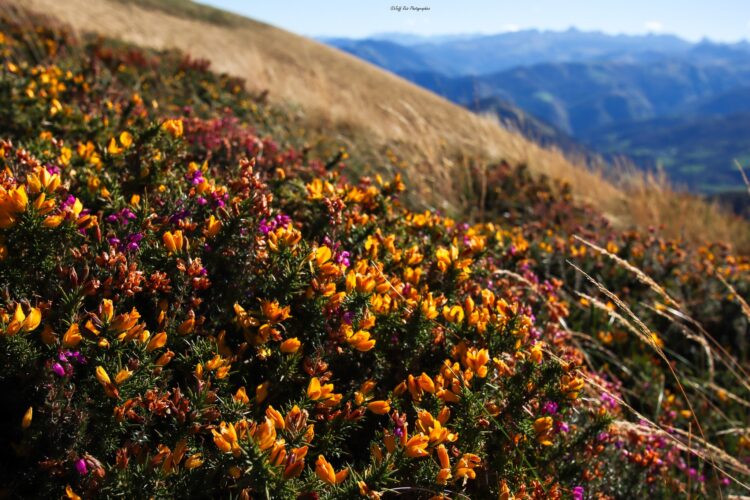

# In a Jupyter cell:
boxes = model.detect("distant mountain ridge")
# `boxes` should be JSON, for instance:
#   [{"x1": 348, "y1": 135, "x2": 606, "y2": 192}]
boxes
[
  {"x1": 325, "y1": 30, "x2": 750, "y2": 193},
  {"x1": 325, "y1": 29, "x2": 699, "y2": 75}
]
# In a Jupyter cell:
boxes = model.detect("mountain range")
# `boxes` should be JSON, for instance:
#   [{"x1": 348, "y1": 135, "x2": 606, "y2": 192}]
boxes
[{"x1": 324, "y1": 30, "x2": 750, "y2": 193}]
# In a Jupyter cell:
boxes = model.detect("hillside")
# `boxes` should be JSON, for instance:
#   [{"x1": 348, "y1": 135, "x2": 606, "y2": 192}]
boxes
[
  {"x1": 14, "y1": 0, "x2": 750, "y2": 250},
  {"x1": 2, "y1": 9, "x2": 750, "y2": 497},
  {"x1": 16, "y1": 0, "x2": 617, "y2": 218}
]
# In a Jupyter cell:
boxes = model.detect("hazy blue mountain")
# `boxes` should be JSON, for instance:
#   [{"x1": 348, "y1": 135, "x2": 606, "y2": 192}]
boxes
[
  {"x1": 587, "y1": 112, "x2": 750, "y2": 192},
  {"x1": 323, "y1": 29, "x2": 750, "y2": 193},
  {"x1": 322, "y1": 39, "x2": 438, "y2": 73},
  {"x1": 328, "y1": 29, "x2": 695, "y2": 75},
  {"x1": 366, "y1": 32, "x2": 485, "y2": 46},
  {"x1": 690, "y1": 86, "x2": 750, "y2": 116},
  {"x1": 470, "y1": 59, "x2": 750, "y2": 134}
]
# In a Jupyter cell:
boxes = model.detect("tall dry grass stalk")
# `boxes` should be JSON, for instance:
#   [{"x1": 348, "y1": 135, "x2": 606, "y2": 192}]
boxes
[{"x1": 566, "y1": 242, "x2": 750, "y2": 493}]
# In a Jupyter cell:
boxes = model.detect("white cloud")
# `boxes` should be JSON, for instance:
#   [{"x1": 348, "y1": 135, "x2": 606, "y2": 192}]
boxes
[
  {"x1": 502, "y1": 24, "x2": 520, "y2": 33},
  {"x1": 644, "y1": 20, "x2": 664, "y2": 33}
]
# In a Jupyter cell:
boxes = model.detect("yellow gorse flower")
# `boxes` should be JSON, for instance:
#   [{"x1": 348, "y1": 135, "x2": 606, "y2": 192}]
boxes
[
  {"x1": 161, "y1": 118, "x2": 184, "y2": 138},
  {"x1": 315, "y1": 454, "x2": 349, "y2": 485},
  {"x1": 0, "y1": 185, "x2": 28, "y2": 228},
  {"x1": 4, "y1": 304, "x2": 42, "y2": 335},
  {"x1": 21, "y1": 406, "x2": 33, "y2": 429},
  {"x1": 366, "y1": 400, "x2": 390, "y2": 415},
  {"x1": 212, "y1": 421, "x2": 241, "y2": 457},
  {"x1": 163, "y1": 230, "x2": 185, "y2": 254},
  {"x1": 307, "y1": 377, "x2": 342, "y2": 406}
]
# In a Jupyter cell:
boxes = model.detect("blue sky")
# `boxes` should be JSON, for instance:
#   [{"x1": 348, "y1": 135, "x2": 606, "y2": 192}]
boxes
[{"x1": 199, "y1": 0, "x2": 750, "y2": 42}]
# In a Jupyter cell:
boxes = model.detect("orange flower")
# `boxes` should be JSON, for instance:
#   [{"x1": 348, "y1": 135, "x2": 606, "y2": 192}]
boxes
[
  {"x1": 234, "y1": 386, "x2": 250, "y2": 405},
  {"x1": 114, "y1": 368, "x2": 133, "y2": 385},
  {"x1": 184, "y1": 453, "x2": 204, "y2": 470},
  {"x1": 163, "y1": 230, "x2": 185, "y2": 254},
  {"x1": 100, "y1": 299, "x2": 114, "y2": 323},
  {"x1": 346, "y1": 329, "x2": 376, "y2": 351},
  {"x1": 315, "y1": 455, "x2": 349, "y2": 485},
  {"x1": 155, "y1": 350, "x2": 175, "y2": 366},
  {"x1": 367, "y1": 400, "x2": 391, "y2": 415},
  {"x1": 21, "y1": 406, "x2": 33, "y2": 429},
  {"x1": 404, "y1": 433, "x2": 430, "y2": 458},
  {"x1": 284, "y1": 446, "x2": 308, "y2": 479},
  {"x1": 436, "y1": 444, "x2": 452, "y2": 485},
  {"x1": 107, "y1": 137, "x2": 123, "y2": 155},
  {"x1": 251, "y1": 417, "x2": 277, "y2": 451},
  {"x1": 62, "y1": 323, "x2": 82, "y2": 347},
  {"x1": 65, "y1": 485, "x2": 81, "y2": 500},
  {"x1": 562, "y1": 375, "x2": 585, "y2": 399},
  {"x1": 212, "y1": 421, "x2": 241, "y2": 457},
  {"x1": 204, "y1": 215, "x2": 222, "y2": 238},
  {"x1": 464, "y1": 348, "x2": 490, "y2": 378},
  {"x1": 265, "y1": 406, "x2": 285, "y2": 430},
  {"x1": 417, "y1": 373, "x2": 436, "y2": 393},
  {"x1": 455, "y1": 453, "x2": 481, "y2": 480},
  {"x1": 94, "y1": 366, "x2": 119, "y2": 398},
  {"x1": 279, "y1": 337, "x2": 301, "y2": 354},
  {"x1": 442, "y1": 304, "x2": 465, "y2": 324},
  {"x1": 0, "y1": 185, "x2": 27, "y2": 228},
  {"x1": 119, "y1": 131, "x2": 133, "y2": 148},
  {"x1": 533, "y1": 416, "x2": 554, "y2": 446},
  {"x1": 261, "y1": 300, "x2": 291, "y2": 323},
  {"x1": 146, "y1": 331, "x2": 168, "y2": 352},
  {"x1": 161, "y1": 118, "x2": 184, "y2": 138},
  {"x1": 6, "y1": 304, "x2": 42, "y2": 335},
  {"x1": 530, "y1": 343, "x2": 544, "y2": 364}
]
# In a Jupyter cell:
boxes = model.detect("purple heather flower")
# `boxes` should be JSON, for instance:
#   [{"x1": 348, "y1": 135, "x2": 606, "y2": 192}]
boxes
[
  {"x1": 45, "y1": 164, "x2": 61, "y2": 175},
  {"x1": 335, "y1": 250, "x2": 351, "y2": 267},
  {"x1": 542, "y1": 401, "x2": 558, "y2": 415},
  {"x1": 169, "y1": 208, "x2": 191, "y2": 224},
  {"x1": 275, "y1": 214, "x2": 291, "y2": 226},
  {"x1": 572, "y1": 486, "x2": 584, "y2": 500},
  {"x1": 75, "y1": 458, "x2": 88, "y2": 475},
  {"x1": 187, "y1": 169, "x2": 205, "y2": 185},
  {"x1": 61, "y1": 195, "x2": 76, "y2": 209},
  {"x1": 70, "y1": 352, "x2": 87, "y2": 364},
  {"x1": 52, "y1": 362, "x2": 66, "y2": 377},
  {"x1": 600, "y1": 392, "x2": 617, "y2": 409}
]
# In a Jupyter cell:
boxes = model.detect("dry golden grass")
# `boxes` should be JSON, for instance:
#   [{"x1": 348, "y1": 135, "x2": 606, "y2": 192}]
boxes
[{"x1": 13, "y1": 0, "x2": 750, "y2": 250}]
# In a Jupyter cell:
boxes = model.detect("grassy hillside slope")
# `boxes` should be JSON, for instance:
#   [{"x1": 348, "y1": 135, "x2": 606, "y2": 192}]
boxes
[{"x1": 13, "y1": 0, "x2": 750, "y2": 248}]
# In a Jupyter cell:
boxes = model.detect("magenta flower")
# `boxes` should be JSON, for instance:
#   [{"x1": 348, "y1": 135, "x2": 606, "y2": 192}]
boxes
[
  {"x1": 572, "y1": 486, "x2": 584, "y2": 500},
  {"x1": 74, "y1": 458, "x2": 88, "y2": 475},
  {"x1": 52, "y1": 362, "x2": 66, "y2": 377}
]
